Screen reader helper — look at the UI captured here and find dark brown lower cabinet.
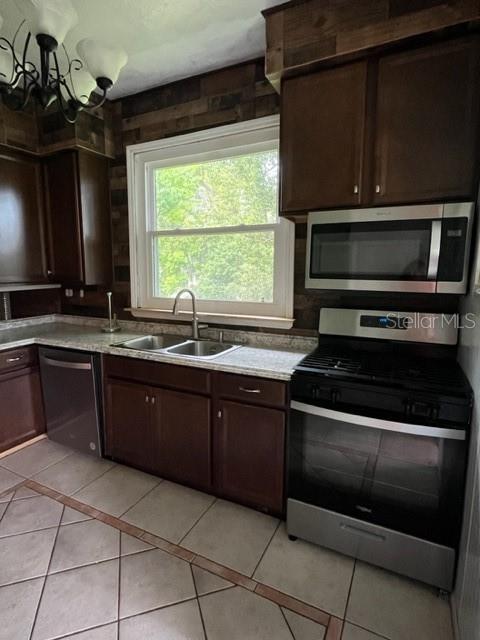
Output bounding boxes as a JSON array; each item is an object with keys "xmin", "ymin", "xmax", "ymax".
[
  {"xmin": 152, "ymin": 388, "xmax": 211, "ymax": 490},
  {"xmin": 0, "ymin": 352, "xmax": 45, "ymax": 453},
  {"xmin": 102, "ymin": 356, "xmax": 287, "ymax": 514},
  {"xmin": 104, "ymin": 371, "xmax": 211, "ymax": 488},
  {"xmin": 104, "ymin": 380, "xmax": 153, "ymax": 472},
  {"xmin": 215, "ymin": 399, "xmax": 285, "ymax": 514}
]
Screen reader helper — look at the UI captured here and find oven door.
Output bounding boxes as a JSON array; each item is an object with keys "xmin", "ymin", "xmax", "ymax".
[
  {"xmin": 288, "ymin": 401, "xmax": 467, "ymax": 548},
  {"xmin": 306, "ymin": 214, "xmax": 441, "ymax": 293}
]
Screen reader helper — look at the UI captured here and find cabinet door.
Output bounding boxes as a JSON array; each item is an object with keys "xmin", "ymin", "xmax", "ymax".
[
  {"xmin": 104, "ymin": 380, "xmax": 152, "ymax": 471},
  {"xmin": 373, "ymin": 37, "xmax": 480, "ymax": 204},
  {"xmin": 0, "ymin": 368, "xmax": 45, "ymax": 453},
  {"xmin": 77, "ymin": 152, "xmax": 112, "ymax": 285},
  {"xmin": 0, "ymin": 151, "xmax": 47, "ymax": 283},
  {"xmin": 281, "ymin": 61, "xmax": 367, "ymax": 212},
  {"xmin": 152, "ymin": 388, "xmax": 211, "ymax": 489},
  {"xmin": 44, "ymin": 151, "xmax": 84, "ymax": 284},
  {"xmin": 215, "ymin": 400, "xmax": 285, "ymax": 513}
]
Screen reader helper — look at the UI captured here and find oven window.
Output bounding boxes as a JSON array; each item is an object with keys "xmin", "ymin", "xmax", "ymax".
[
  {"xmin": 288, "ymin": 409, "xmax": 466, "ymax": 547},
  {"xmin": 310, "ymin": 220, "xmax": 434, "ymax": 280}
]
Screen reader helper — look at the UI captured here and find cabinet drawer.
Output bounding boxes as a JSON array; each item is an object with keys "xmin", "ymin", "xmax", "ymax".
[
  {"xmin": 216, "ymin": 372, "xmax": 286, "ymax": 407},
  {"xmin": 0, "ymin": 346, "xmax": 37, "ymax": 374},
  {"xmin": 103, "ymin": 355, "xmax": 211, "ymax": 394}
]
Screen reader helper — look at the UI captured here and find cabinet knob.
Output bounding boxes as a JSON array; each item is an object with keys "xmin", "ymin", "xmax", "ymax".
[
  {"xmin": 151, "ymin": 396, "xmax": 156, "ymax": 405},
  {"xmin": 353, "ymin": 185, "xmax": 359, "ymax": 194},
  {"xmin": 145, "ymin": 395, "xmax": 149, "ymax": 403},
  {"xmin": 375, "ymin": 184, "xmax": 381, "ymax": 194}
]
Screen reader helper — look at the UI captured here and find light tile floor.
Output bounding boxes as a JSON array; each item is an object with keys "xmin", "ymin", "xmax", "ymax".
[{"xmin": 0, "ymin": 439, "xmax": 454, "ymax": 640}]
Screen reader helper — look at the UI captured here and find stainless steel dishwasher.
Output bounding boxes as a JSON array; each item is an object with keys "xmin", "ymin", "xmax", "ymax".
[{"xmin": 39, "ymin": 347, "xmax": 103, "ymax": 456}]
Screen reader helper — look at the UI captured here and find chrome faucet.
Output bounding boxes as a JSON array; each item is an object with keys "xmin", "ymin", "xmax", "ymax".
[{"xmin": 172, "ymin": 289, "xmax": 207, "ymax": 340}]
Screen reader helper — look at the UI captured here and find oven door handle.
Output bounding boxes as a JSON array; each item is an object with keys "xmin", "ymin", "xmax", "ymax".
[{"xmin": 290, "ymin": 401, "xmax": 466, "ymax": 440}]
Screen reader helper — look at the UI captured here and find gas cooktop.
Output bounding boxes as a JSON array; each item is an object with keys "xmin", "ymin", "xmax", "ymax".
[{"xmin": 295, "ymin": 342, "xmax": 471, "ymax": 394}]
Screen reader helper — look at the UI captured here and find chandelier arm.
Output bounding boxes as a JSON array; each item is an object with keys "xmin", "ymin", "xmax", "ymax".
[
  {"xmin": 11, "ymin": 19, "xmax": 26, "ymax": 52},
  {"xmin": 54, "ymin": 89, "xmax": 78, "ymax": 124},
  {"xmin": 20, "ymin": 31, "xmax": 33, "ymax": 104},
  {"xmin": 3, "ymin": 74, "xmax": 37, "ymax": 111},
  {"xmin": 53, "ymin": 53, "xmax": 76, "ymax": 103},
  {"xmin": 0, "ymin": 36, "xmax": 25, "ymax": 85},
  {"xmin": 62, "ymin": 44, "xmax": 84, "ymax": 80},
  {"xmin": 52, "ymin": 53, "xmax": 79, "ymax": 123},
  {"xmin": 83, "ymin": 84, "xmax": 109, "ymax": 112}
]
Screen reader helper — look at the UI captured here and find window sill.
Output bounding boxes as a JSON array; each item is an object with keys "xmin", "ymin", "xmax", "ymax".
[{"xmin": 127, "ymin": 307, "xmax": 294, "ymax": 330}]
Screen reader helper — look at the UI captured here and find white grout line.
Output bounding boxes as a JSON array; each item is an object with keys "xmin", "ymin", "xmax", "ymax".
[
  {"xmin": 28, "ymin": 504, "xmax": 65, "ymax": 640},
  {"xmin": 178, "ymin": 497, "xmax": 218, "ymax": 546},
  {"xmin": 250, "ymin": 518, "xmax": 281, "ymax": 579}
]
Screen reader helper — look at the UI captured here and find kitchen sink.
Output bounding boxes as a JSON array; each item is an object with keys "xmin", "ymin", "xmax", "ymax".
[
  {"xmin": 116, "ymin": 335, "xmax": 186, "ymax": 351},
  {"xmin": 115, "ymin": 335, "xmax": 240, "ymax": 360},
  {"xmin": 164, "ymin": 340, "xmax": 240, "ymax": 359}
]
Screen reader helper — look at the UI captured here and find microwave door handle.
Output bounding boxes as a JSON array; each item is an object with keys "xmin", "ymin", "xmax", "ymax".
[{"xmin": 427, "ymin": 220, "xmax": 442, "ymax": 279}]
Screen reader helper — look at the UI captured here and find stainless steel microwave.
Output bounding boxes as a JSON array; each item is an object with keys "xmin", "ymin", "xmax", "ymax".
[{"xmin": 305, "ymin": 202, "xmax": 474, "ymax": 294}]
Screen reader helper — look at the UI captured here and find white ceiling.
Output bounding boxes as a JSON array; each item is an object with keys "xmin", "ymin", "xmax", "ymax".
[{"xmin": 1, "ymin": 0, "xmax": 284, "ymax": 99}]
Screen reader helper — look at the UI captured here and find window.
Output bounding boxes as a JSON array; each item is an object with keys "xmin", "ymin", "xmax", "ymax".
[{"xmin": 127, "ymin": 115, "xmax": 294, "ymax": 328}]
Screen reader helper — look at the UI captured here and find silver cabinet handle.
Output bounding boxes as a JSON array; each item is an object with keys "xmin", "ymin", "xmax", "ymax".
[
  {"xmin": 145, "ymin": 395, "xmax": 149, "ymax": 403},
  {"xmin": 6, "ymin": 355, "xmax": 24, "ymax": 363},
  {"xmin": 239, "ymin": 387, "xmax": 261, "ymax": 394},
  {"xmin": 353, "ymin": 185, "xmax": 359, "ymax": 194},
  {"xmin": 375, "ymin": 184, "xmax": 381, "ymax": 194},
  {"xmin": 151, "ymin": 396, "xmax": 156, "ymax": 405}
]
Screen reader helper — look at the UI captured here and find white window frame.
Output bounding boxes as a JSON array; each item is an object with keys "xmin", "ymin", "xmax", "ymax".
[{"xmin": 126, "ymin": 115, "xmax": 295, "ymax": 329}]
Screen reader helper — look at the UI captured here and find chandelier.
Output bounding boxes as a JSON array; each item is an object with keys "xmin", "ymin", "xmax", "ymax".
[{"xmin": 0, "ymin": 0, "xmax": 127, "ymax": 123}]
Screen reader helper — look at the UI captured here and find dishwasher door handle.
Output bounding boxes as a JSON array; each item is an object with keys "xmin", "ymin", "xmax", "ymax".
[{"xmin": 41, "ymin": 356, "xmax": 92, "ymax": 371}]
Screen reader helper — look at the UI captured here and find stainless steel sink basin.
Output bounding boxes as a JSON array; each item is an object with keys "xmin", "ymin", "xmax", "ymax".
[
  {"xmin": 116, "ymin": 335, "xmax": 186, "ymax": 351},
  {"xmin": 165, "ymin": 340, "xmax": 240, "ymax": 359}
]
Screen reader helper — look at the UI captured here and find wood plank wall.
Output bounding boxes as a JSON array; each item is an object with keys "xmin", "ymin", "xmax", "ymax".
[
  {"xmin": 105, "ymin": 56, "xmax": 458, "ymax": 332},
  {"xmin": 0, "ymin": 56, "xmax": 459, "ymax": 330}
]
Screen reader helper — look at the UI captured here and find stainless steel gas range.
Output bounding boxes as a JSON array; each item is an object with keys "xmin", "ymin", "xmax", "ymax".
[{"xmin": 288, "ymin": 308, "xmax": 472, "ymax": 591}]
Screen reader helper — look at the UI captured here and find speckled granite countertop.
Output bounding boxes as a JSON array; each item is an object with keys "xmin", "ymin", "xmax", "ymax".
[{"xmin": 0, "ymin": 316, "xmax": 313, "ymax": 381}]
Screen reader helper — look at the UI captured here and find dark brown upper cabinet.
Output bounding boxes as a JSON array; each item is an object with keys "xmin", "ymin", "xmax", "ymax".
[
  {"xmin": 0, "ymin": 150, "xmax": 48, "ymax": 284},
  {"xmin": 281, "ymin": 61, "xmax": 367, "ymax": 212},
  {"xmin": 372, "ymin": 37, "xmax": 480, "ymax": 204},
  {"xmin": 280, "ymin": 35, "xmax": 480, "ymax": 214},
  {"xmin": 45, "ymin": 150, "xmax": 112, "ymax": 286}
]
